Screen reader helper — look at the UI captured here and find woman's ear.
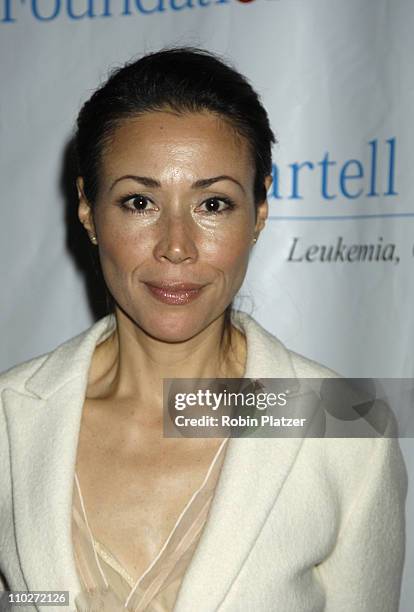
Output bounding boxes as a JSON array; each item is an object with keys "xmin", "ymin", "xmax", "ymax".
[
  {"xmin": 77, "ymin": 177, "xmax": 97, "ymax": 240},
  {"xmin": 254, "ymin": 175, "xmax": 272, "ymax": 235}
]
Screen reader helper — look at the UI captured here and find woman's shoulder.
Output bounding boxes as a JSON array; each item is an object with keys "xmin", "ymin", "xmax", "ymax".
[
  {"xmin": 287, "ymin": 348, "xmax": 340, "ymax": 379},
  {"xmin": 235, "ymin": 311, "xmax": 403, "ymax": 443},
  {"xmin": 0, "ymin": 314, "xmax": 115, "ymax": 397},
  {"xmin": 233, "ymin": 309, "xmax": 341, "ymax": 380},
  {"xmin": 0, "ymin": 352, "xmax": 50, "ymax": 395}
]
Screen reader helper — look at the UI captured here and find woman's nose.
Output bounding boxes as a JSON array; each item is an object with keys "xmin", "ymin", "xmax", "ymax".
[{"xmin": 153, "ymin": 213, "xmax": 198, "ymax": 264}]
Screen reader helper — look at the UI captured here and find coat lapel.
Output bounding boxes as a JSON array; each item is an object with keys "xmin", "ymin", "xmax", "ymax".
[
  {"xmin": 3, "ymin": 383, "xmax": 84, "ymax": 599},
  {"xmin": 2, "ymin": 315, "xmax": 116, "ymax": 610},
  {"xmin": 3, "ymin": 310, "xmax": 304, "ymax": 612},
  {"xmin": 173, "ymin": 437, "xmax": 305, "ymax": 611},
  {"xmin": 173, "ymin": 311, "xmax": 305, "ymax": 611}
]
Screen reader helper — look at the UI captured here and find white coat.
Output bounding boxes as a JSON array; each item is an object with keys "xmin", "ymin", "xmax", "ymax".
[{"xmin": 0, "ymin": 310, "xmax": 408, "ymax": 611}]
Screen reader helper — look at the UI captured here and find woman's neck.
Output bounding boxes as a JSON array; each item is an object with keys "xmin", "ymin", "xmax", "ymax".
[{"xmin": 85, "ymin": 309, "xmax": 247, "ymax": 417}]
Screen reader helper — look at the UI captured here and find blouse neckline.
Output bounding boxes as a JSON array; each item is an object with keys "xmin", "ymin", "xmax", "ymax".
[{"xmin": 72, "ymin": 436, "xmax": 230, "ymax": 610}]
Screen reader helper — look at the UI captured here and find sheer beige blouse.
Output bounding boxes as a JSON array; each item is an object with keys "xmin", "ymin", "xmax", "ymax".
[{"xmin": 72, "ymin": 437, "xmax": 229, "ymax": 611}]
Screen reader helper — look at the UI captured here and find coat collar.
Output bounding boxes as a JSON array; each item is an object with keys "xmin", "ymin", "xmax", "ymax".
[
  {"xmin": 21, "ymin": 313, "xmax": 117, "ymax": 400},
  {"xmin": 3, "ymin": 310, "xmax": 303, "ymax": 611},
  {"xmin": 22, "ymin": 309, "xmax": 296, "ymax": 398}
]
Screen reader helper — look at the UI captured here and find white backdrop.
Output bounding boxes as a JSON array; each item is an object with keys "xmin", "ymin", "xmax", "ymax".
[{"xmin": 1, "ymin": 0, "xmax": 413, "ymax": 608}]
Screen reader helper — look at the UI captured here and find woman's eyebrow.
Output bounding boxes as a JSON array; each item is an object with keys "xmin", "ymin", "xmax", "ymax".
[
  {"xmin": 109, "ymin": 174, "xmax": 245, "ymax": 193},
  {"xmin": 193, "ymin": 175, "xmax": 245, "ymax": 193}
]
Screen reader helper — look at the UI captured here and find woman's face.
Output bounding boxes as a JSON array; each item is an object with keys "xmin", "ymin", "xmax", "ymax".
[{"xmin": 78, "ymin": 110, "xmax": 271, "ymax": 342}]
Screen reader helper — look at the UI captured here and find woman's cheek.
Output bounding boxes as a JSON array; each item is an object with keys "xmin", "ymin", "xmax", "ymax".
[
  {"xmin": 211, "ymin": 230, "xmax": 251, "ymax": 269},
  {"xmin": 213, "ymin": 246, "xmax": 251, "ymax": 298},
  {"xmin": 98, "ymin": 217, "xmax": 148, "ymax": 263}
]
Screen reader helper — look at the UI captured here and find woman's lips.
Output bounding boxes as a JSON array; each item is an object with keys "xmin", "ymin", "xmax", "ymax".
[{"xmin": 144, "ymin": 282, "xmax": 206, "ymax": 305}]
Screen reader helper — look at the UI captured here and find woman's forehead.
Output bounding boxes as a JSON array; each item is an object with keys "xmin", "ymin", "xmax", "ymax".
[
  {"xmin": 106, "ymin": 110, "xmax": 247, "ymax": 149},
  {"xmin": 100, "ymin": 111, "xmax": 254, "ymax": 184}
]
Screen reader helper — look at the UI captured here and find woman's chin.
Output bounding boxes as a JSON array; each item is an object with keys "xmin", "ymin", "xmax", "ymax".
[{"xmin": 138, "ymin": 310, "xmax": 213, "ymax": 343}]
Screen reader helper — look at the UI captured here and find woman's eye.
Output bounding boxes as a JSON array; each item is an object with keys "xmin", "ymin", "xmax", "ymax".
[
  {"xmin": 117, "ymin": 195, "xmax": 235, "ymax": 215},
  {"xmin": 199, "ymin": 197, "xmax": 235, "ymax": 214},
  {"xmin": 119, "ymin": 194, "xmax": 156, "ymax": 214}
]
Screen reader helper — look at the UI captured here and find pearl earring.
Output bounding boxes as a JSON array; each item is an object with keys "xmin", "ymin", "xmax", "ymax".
[{"xmin": 90, "ymin": 235, "xmax": 98, "ymax": 244}]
